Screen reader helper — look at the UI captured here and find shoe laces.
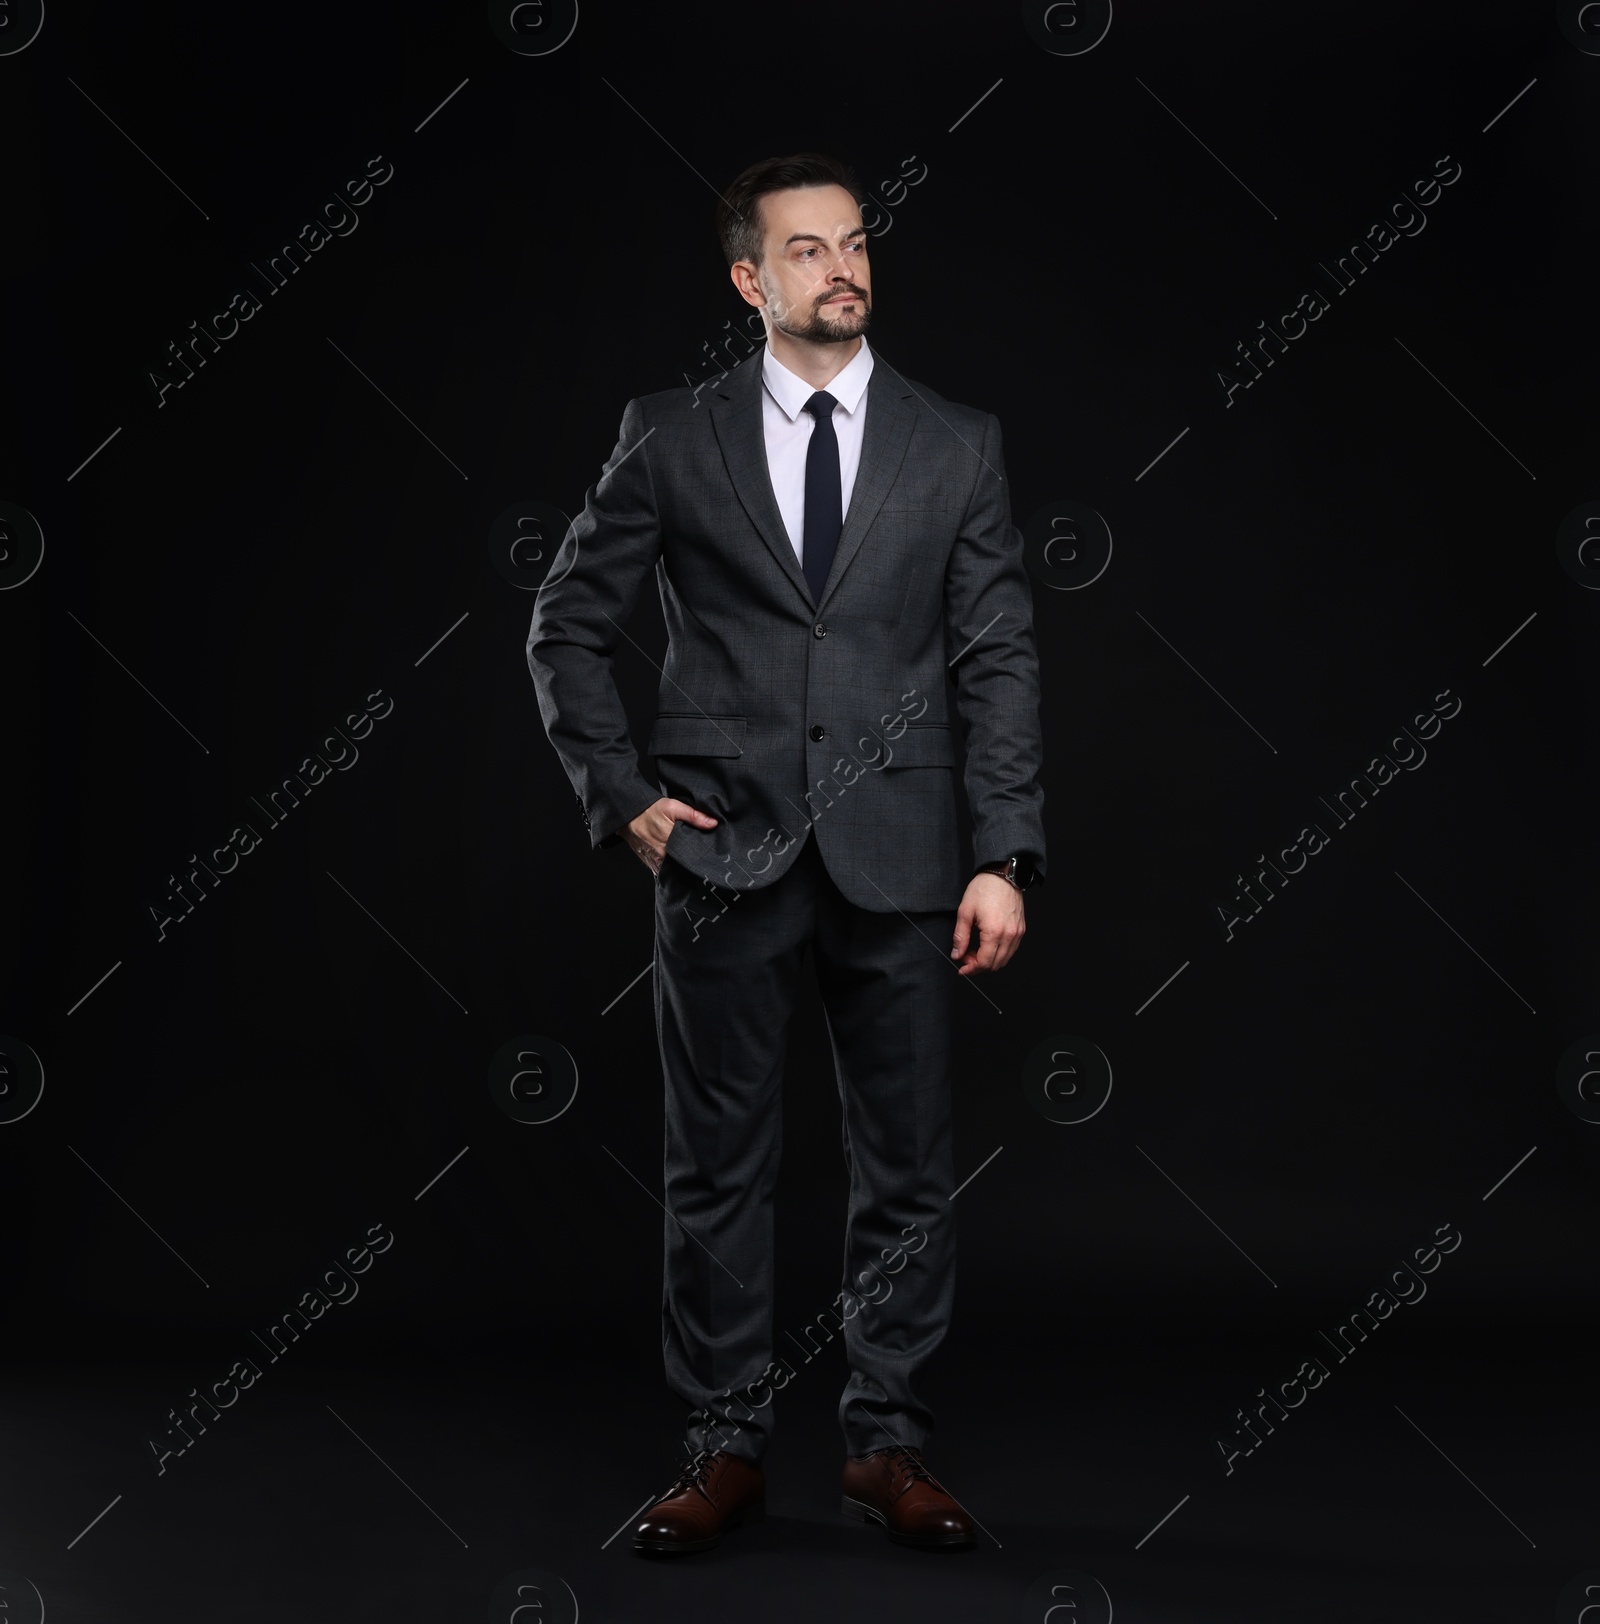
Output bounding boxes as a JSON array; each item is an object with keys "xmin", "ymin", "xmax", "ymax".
[
  {"xmin": 878, "ymin": 1442, "xmax": 940, "ymax": 1490},
  {"xmin": 671, "ymin": 1447, "xmax": 721, "ymax": 1497}
]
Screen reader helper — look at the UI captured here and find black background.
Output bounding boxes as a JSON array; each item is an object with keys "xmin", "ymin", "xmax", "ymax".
[{"xmin": 3, "ymin": 2, "xmax": 1597, "ymax": 1620}]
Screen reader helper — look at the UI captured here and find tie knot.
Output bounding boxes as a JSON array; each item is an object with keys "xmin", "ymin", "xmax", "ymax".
[{"xmin": 804, "ymin": 391, "xmax": 838, "ymax": 420}]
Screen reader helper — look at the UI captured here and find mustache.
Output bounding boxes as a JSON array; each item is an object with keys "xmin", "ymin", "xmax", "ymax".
[{"xmin": 816, "ymin": 284, "xmax": 869, "ymax": 308}]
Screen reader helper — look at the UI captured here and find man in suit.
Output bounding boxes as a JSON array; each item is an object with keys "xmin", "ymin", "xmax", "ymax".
[{"xmin": 526, "ymin": 152, "xmax": 1045, "ymax": 1555}]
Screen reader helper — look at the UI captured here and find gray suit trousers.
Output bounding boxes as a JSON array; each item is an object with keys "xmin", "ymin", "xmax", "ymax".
[{"xmin": 654, "ymin": 829, "xmax": 959, "ymax": 1463}]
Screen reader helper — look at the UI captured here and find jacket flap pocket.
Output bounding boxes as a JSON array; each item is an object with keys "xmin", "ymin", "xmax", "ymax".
[
  {"xmin": 648, "ymin": 714, "xmax": 746, "ymax": 757},
  {"xmin": 881, "ymin": 494, "xmax": 957, "ymax": 514},
  {"xmin": 884, "ymin": 723, "xmax": 954, "ymax": 767}
]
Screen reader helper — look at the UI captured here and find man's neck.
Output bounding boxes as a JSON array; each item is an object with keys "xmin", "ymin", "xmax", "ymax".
[{"xmin": 764, "ymin": 326, "xmax": 862, "ymax": 392}]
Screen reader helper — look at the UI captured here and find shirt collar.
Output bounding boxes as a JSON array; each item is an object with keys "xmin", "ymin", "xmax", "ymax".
[{"xmin": 761, "ymin": 337, "xmax": 874, "ymax": 421}]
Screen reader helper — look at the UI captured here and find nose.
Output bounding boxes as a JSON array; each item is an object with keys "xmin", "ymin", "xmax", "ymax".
[
  {"xmin": 819, "ymin": 247, "xmax": 860, "ymax": 285},
  {"xmin": 822, "ymin": 258, "xmax": 860, "ymax": 293}
]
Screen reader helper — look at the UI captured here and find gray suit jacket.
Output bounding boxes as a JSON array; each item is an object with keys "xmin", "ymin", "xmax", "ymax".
[{"xmin": 526, "ymin": 345, "xmax": 1046, "ymax": 913}]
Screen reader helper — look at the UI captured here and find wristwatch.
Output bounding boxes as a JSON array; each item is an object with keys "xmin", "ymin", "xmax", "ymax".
[{"xmin": 976, "ymin": 854, "xmax": 1038, "ymax": 891}]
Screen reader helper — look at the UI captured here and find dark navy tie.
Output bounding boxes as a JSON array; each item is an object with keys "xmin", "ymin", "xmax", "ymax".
[{"xmin": 801, "ymin": 390, "xmax": 842, "ymax": 602}]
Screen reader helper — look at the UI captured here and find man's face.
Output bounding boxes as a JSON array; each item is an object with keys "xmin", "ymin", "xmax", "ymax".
[{"xmin": 737, "ymin": 183, "xmax": 872, "ymax": 344}]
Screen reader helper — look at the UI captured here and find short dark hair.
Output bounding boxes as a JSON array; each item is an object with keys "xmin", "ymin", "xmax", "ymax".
[{"xmin": 716, "ymin": 152, "xmax": 866, "ymax": 268}]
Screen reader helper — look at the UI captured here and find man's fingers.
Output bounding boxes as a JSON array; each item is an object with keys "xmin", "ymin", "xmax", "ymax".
[
  {"xmin": 987, "ymin": 918, "xmax": 1020, "ymax": 970},
  {"xmin": 954, "ymin": 902, "xmax": 1025, "ymax": 974},
  {"xmin": 627, "ymin": 799, "xmax": 720, "ymax": 874},
  {"xmin": 666, "ymin": 798, "xmax": 718, "ymax": 829}
]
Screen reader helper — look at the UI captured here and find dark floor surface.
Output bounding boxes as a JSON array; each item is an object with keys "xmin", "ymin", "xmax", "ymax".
[{"xmin": 1, "ymin": 1330, "xmax": 1588, "ymax": 1622}]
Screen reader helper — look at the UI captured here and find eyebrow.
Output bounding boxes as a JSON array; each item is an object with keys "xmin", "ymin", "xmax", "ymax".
[{"xmin": 782, "ymin": 227, "xmax": 867, "ymax": 249}]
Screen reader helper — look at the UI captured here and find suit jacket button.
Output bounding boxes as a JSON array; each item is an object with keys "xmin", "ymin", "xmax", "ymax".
[
  {"xmin": 809, "ymin": 724, "xmax": 826, "ymax": 742},
  {"xmin": 813, "ymin": 622, "xmax": 827, "ymax": 638}
]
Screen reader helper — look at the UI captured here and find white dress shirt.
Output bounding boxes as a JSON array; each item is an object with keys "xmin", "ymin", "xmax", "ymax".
[{"xmin": 760, "ymin": 338, "xmax": 875, "ymax": 566}]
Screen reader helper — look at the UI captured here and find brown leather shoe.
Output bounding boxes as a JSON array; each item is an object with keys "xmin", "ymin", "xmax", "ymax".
[
  {"xmin": 632, "ymin": 1448, "xmax": 766, "ymax": 1556},
  {"xmin": 841, "ymin": 1443, "xmax": 976, "ymax": 1550}
]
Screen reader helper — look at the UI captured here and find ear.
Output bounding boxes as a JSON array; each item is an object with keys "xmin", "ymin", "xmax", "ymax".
[{"xmin": 729, "ymin": 259, "xmax": 766, "ymax": 310}]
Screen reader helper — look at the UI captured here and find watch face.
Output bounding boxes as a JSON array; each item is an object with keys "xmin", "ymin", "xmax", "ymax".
[{"xmin": 981, "ymin": 856, "xmax": 1036, "ymax": 888}]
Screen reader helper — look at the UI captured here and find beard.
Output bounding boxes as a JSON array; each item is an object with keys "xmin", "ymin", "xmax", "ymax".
[{"xmin": 771, "ymin": 286, "xmax": 872, "ymax": 344}]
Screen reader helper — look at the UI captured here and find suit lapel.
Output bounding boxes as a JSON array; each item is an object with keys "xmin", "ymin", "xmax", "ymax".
[
  {"xmin": 707, "ymin": 345, "xmax": 920, "ymax": 613},
  {"xmin": 818, "ymin": 368, "xmax": 917, "ymax": 612},
  {"xmin": 709, "ymin": 352, "xmax": 813, "ymax": 607}
]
